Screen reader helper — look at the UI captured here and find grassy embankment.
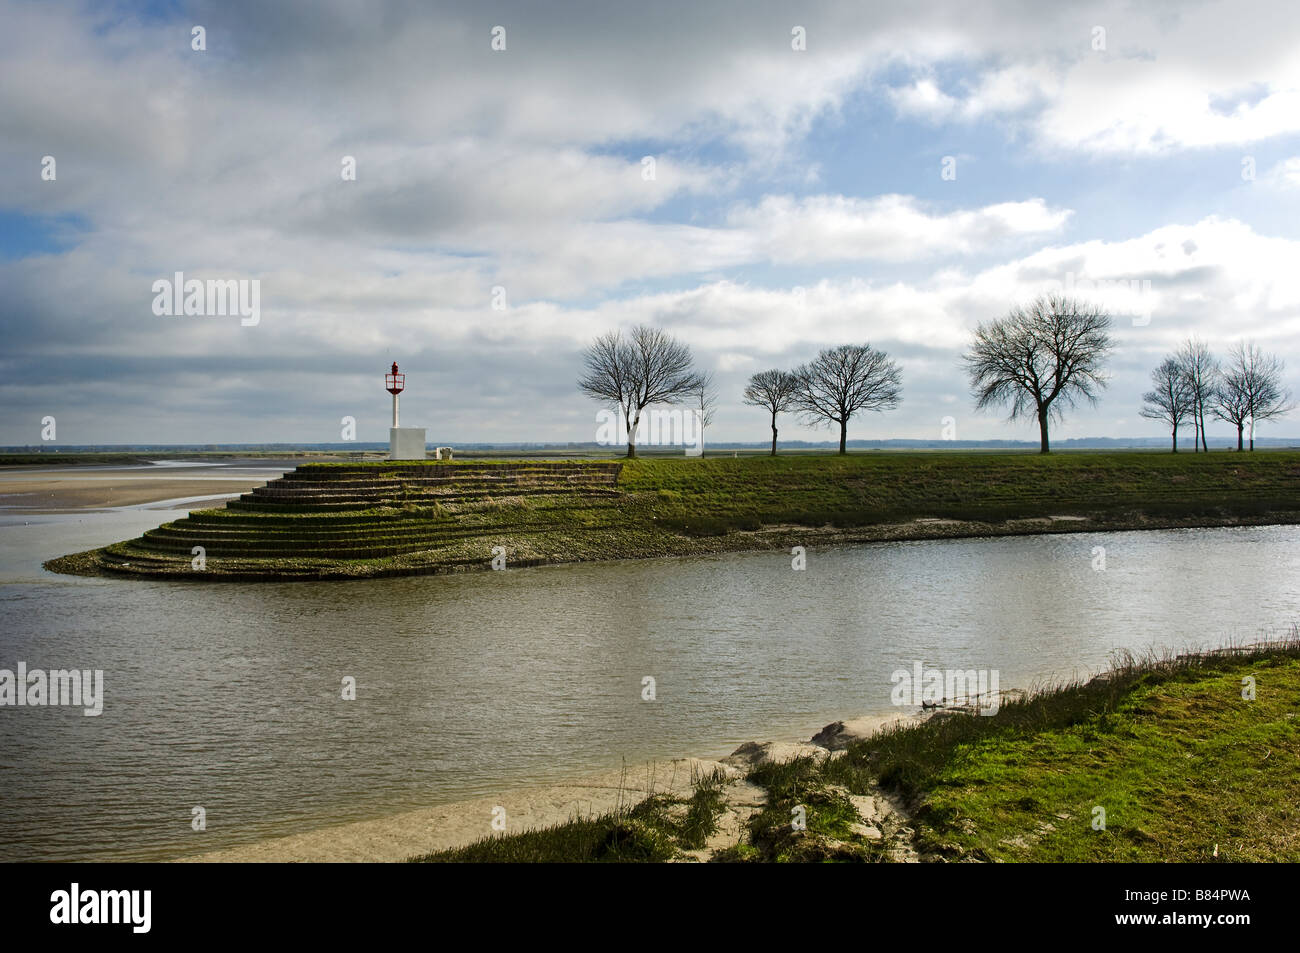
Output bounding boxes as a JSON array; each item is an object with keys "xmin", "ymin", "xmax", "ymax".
[
  {"xmin": 43, "ymin": 451, "xmax": 1300, "ymax": 579},
  {"xmin": 411, "ymin": 638, "xmax": 1300, "ymax": 862},
  {"xmin": 619, "ymin": 450, "xmax": 1300, "ymax": 533}
]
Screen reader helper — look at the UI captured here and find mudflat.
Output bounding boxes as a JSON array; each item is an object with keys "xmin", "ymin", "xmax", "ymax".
[{"xmin": 0, "ymin": 467, "xmax": 277, "ymax": 512}]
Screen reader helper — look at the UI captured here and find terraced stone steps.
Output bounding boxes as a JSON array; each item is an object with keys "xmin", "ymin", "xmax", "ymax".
[
  {"xmin": 233, "ymin": 486, "xmax": 619, "ymax": 511},
  {"xmin": 226, "ymin": 462, "xmax": 622, "ymax": 513},
  {"xmin": 277, "ymin": 462, "xmax": 622, "ymax": 479},
  {"xmin": 91, "ymin": 461, "xmax": 625, "ymax": 578},
  {"xmin": 137, "ymin": 525, "xmax": 561, "ymax": 557}
]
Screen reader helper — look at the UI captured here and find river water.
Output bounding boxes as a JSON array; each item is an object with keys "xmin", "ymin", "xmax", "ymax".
[{"xmin": 1, "ymin": 496, "xmax": 1298, "ymax": 861}]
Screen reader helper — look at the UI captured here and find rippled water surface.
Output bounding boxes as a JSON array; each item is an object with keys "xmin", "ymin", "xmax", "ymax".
[{"xmin": 2, "ymin": 502, "xmax": 1298, "ymax": 861}]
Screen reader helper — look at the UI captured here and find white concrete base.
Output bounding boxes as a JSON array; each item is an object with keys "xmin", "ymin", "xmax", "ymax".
[{"xmin": 389, "ymin": 427, "xmax": 426, "ymax": 460}]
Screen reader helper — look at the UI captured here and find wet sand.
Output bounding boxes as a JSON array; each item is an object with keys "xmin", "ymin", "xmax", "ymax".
[
  {"xmin": 0, "ymin": 467, "xmax": 279, "ymax": 511},
  {"xmin": 176, "ymin": 714, "xmax": 916, "ymax": 863},
  {"xmin": 178, "ymin": 757, "xmax": 731, "ymax": 863}
]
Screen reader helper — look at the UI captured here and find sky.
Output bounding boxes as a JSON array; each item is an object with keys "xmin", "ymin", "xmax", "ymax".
[{"xmin": 2, "ymin": 0, "xmax": 1300, "ymax": 447}]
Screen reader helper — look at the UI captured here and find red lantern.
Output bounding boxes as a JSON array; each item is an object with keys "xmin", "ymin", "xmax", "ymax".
[{"xmin": 385, "ymin": 362, "xmax": 405, "ymax": 396}]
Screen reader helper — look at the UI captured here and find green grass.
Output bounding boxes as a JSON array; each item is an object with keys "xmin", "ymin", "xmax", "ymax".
[
  {"xmin": 823, "ymin": 637, "xmax": 1300, "ymax": 862},
  {"xmin": 730, "ymin": 756, "xmax": 888, "ymax": 863},
  {"xmin": 405, "ymin": 638, "xmax": 1300, "ymax": 863},
  {"xmin": 901, "ymin": 651, "xmax": 1300, "ymax": 861},
  {"xmin": 44, "ymin": 451, "xmax": 1300, "ymax": 579},
  {"xmin": 619, "ymin": 451, "xmax": 1300, "ymax": 532}
]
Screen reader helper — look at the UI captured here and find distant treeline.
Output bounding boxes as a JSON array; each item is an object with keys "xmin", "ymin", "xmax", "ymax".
[{"xmin": 5, "ymin": 436, "xmax": 1300, "ymax": 454}]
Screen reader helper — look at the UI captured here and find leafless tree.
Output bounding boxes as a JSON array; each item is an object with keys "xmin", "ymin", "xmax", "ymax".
[
  {"xmin": 792, "ymin": 344, "xmax": 902, "ymax": 455},
  {"xmin": 1140, "ymin": 356, "xmax": 1196, "ymax": 452},
  {"xmin": 578, "ymin": 325, "xmax": 703, "ymax": 458},
  {"xmin": 692, "ymin": 371, "xmax": 719, "ymax": 457},
  {"xmin": 1175, "ymin": 337, "xmax": 1219, "ymax": 453},
  {"xmin": 1212, "ymin": 371, "xmax": 1251, "ymax": 452},
  {"xmin": 964, "ymin": 295, "xmax": 1112, "ymax": 454},
  {"xmin": 743, "ymin": 369, "xmax": 801, "ymax": 456},
  {"xmin": 1214, "ymin": 341, "xmax": 1295, "ymax": 451}
]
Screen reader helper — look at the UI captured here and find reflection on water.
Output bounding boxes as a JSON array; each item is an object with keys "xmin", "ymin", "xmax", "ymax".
[{"xmin": 1, "ymin": 510, "xmax": 1298, "ymax": 861}]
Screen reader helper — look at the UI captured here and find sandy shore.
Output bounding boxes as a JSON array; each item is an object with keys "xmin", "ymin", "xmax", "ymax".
[
  {"xmin": 178, "ymin": 758, "xmax": 732, "ymax": 863},
  {"xmin": 176, "ymin": 713, "xmax": 917, "ymax": 863},
  {"xmin": 0, "ymin": 467, "xmax": 278, "ymax": 511}
]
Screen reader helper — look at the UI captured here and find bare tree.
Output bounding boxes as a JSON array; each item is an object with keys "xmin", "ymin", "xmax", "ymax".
[
  {"xmin": 1215, "ymin": 341, "xmax": 1295, "ymax": 451},
  {"xmin": 964, "ymin": 295, "xmax": 1112, "ymax": 454},
  {"xmin": 578, "ymin": 325, "xmax": 702, "ymax": 458},
  {"xmin": 1140, "ymin": 356, "xmax": 1195, "ymax": 452},
  {"xmin": 692, "ymin": 371, "xmax": 719, "ymax": 457},
  {"xmin": 1212, "ymin": 371, "xmax": 1251, "ymax": 452},
  {"xmin": 1175, "ymin": 337, "xmax": 1219, "ymax": 453},
  {"xmin": 792, "ymin": 344, "xmax": 902, "ymax": 454},
  {"xmin": 743, "ymin": 369, "xmax": 801, "ymax": 456}
]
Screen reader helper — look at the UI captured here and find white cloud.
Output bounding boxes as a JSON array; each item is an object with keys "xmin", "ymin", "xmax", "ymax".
[
  {"xmin": 726, "ymin": 195, "xmax": 1071, "ymax": 263},
  {"xmin": 879, "ymin": 1, "xmax": 1300, "ymax": 155},
  {"xmin": 888, "ymin": 63, "xmax": 1056, "ymax": 122},
  {"xmin": 888, "ymin": 78, "xmax": 959, "ymax": 119},
  {"xmin": 1263, "ymin": 156, "xmax": 1300, "ymax": 189},
  {"xmin": 1038, "ymin": 63, "xmax": 1300, "ymax": 155}
]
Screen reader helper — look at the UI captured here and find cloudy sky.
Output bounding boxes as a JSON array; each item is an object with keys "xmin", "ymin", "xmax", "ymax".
[{"xmin": 3, "ymin": 0, "xmax": 1300, "ymax": 446}]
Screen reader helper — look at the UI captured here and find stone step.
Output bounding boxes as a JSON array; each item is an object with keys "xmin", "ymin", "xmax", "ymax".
[
  {"xmin": 289, "ymin": 462, "xmax": 623, "ymax": 482},
  {"xmin": 247, "ymin": 481, "xmax": 616, "ymax": 499},
  {"xmin": 97, "ymin": 461, "xmax": 629, "ymax": 572}
]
